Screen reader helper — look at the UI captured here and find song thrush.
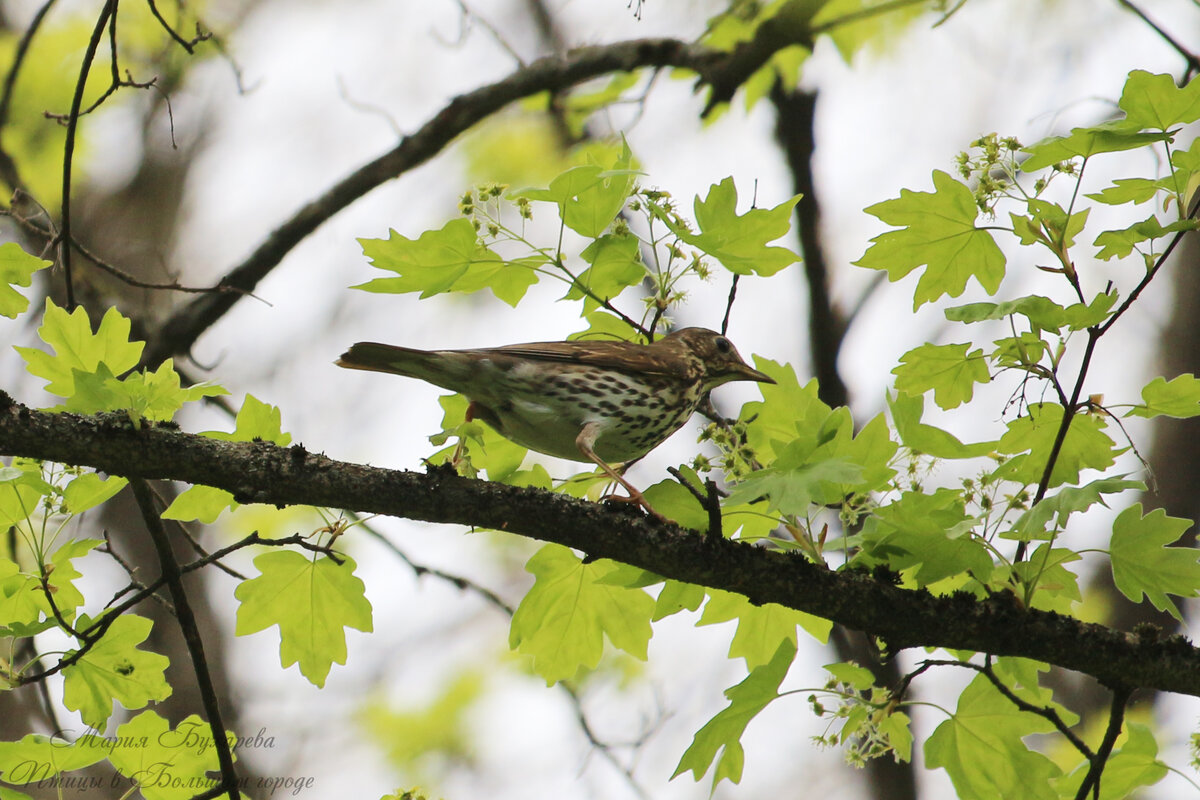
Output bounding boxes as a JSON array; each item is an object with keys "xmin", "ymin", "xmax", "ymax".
[{"xmin": 335, "ymin": 327, "xmax": 774, "ymax": 519}]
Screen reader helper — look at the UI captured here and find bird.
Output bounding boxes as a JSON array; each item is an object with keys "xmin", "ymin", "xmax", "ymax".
[{"xmin": 335, "ymin": 327, "xmax": 775, "ymax": 520}]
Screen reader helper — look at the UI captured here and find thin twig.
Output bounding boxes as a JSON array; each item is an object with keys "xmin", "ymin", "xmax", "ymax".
[
  {"xmin": 58, "ymin": 0, "xmax": 119, "ymax": 310},
  {"xmin": 130, "ymin": 479, "xmax": 240, "ymax": 800},
  {"xmin": 1115, "ymin": 0, "xmax": 1200, "ymax": 76},
  {"xmin": 1073, "ymin": 685, "xmax": 1134, "ymax": 800}
]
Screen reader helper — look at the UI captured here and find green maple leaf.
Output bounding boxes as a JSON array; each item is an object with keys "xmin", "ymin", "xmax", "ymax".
[
  {"xmin": 1118, "ymin": 70, "xmax": 1200, "ymax": 130},
  {"xmin": 108, "ymin": 711, "xmax": 230, "ymax": 800},
  {"xmin": 0, "ymin": 732, "xmax": 108, "ymax": 784},
  {"xmin": 737, "ymin": 358, "xmax": 834, "ymax": 462},
  {"xmin": 1127, "ymin": 374, "xmax": 1200, "ymax": 418},
  {"xmin": 673, "ymin": 639, "xmax": 796, "ymax": 786},
  {"xmin": 1093, "ymin": 215, "xmax": 1196, "ymax": 261},
  {"xmin": 0, "ymin": 242, "xmax": 50, "ymax": 319},
  {"xmin": 1110, "ymin": 503, "xmax": 1199, "ymax": 621},
  {"xmin": 161, "ymin": 484, "xmax": 238, "ymax": 524},
  {"xmin": 566, "ymin": 233, "xmax": 644, "ymax": 302},
  {"xmin": 164, "ymin": 395, "xmax": 290, "ymax": 522},
  {"xmin": 356, "ymin": 218, "xmax": 535, "ymax": 306},
  {"xmin": 1021, "ymin": 120, "xmax": 1171, "ymax": 172},
  {"xmin": 649, "ymin": 177, "xmax": 801, "ymax": 276},
  {"xmin": 893, "ymin": 342, "xmax": 990, "ymax": 410},
  {"xmin": 61, "ymin": 614, "xmax": 172, "ymax": 728},
  {"xmin": 207, "ymin": 393, "xmax": 292, "ymax": 445},
  {"xmin": 860, "ymin": 489, "xmax": 992, "ymax": 586},
  {"xmin": 856, "ymin": 170, "xmax": 1005, "ymax": 309},
  {"xmin": 235, "ymin": 551, "xmax": 373, "ymax": 687},
  {"xmin": 520, "ymin": 141, "xmax": 637, "ymax": 238},
  {"xmin": 997, "ymin": 403, "xmax": 1119, "ymax": 487},
  {"xmin": 652, "ymin": 579, "xmax": 705, "ymax": 620},
  {"xmin": 887, "ymin": 392, "xmax": 996, "ymax": 460},
  {"xmin": 509, "ymin": 544, "xmax": 654, "ymax": 685},
  {"xmin": 697, "ymin": 589, "xmax": 829, "ymax": 668},
  {"xmin": 925, "ymin": 673, "xmax": 1061, "ymax": 800},
  {"xmin": 724, "ymin": 457, "xmax": 862, "ymax": 515},
  {"xmin": 1010, "ymin": 477, "xmax": 1144, "ymax": 541},
  {"xmin": 15, "ymin": 300, "xmax": 143, "ymax": 398},
  {"xmin": 63, "ymin": 472, "xmax": 128, "ymax": 514},
  {"xmin": 1085, "ymin": 177, "xmax": 1170, "ymax": 206},
  {"xmin": 0, "ymin": 556, "xmax": 46, "ymax": 637},
  {"xmin": 43, "ymin": 538, "xmax": 102, "ymax": 619}
]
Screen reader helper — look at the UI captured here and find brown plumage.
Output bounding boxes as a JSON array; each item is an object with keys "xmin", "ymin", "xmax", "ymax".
[{"xmin": 336, "ymin": 327, "xmax": 774, "ymax": 519}]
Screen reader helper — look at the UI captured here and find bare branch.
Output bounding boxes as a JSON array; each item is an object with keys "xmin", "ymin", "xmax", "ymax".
[{"xmin": 4, "ymin": 394, "xmax": 1200, "ymax": 698}]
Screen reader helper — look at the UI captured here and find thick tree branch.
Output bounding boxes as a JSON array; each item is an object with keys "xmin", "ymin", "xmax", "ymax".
[{"xmin": 2, "ymin": 395, "xmax": 1199, "ymax": 698}]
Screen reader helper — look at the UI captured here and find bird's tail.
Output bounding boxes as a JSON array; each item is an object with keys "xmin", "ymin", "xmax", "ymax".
[{"xmin": 335, "ymin": 342, "xmax": 470, "ymax": 393}]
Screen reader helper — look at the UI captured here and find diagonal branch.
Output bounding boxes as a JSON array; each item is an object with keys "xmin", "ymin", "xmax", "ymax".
[
  {"xmin": 4, "ymin": 394, "xmax": 1200, "ymax": 698},
  {"xmin": 141, "ymin": 38, "xmax": 724, "ymax": 368}
]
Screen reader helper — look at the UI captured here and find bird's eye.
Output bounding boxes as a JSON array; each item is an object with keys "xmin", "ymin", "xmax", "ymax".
[{"xmin": 715, "ymin": 336, "xmax": 732, "ymax": 353}]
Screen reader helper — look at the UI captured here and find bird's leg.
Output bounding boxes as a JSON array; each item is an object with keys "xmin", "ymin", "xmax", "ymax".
[{"xmin": 576, "ymin": 423, "xmax": 668, "ymax": 523}]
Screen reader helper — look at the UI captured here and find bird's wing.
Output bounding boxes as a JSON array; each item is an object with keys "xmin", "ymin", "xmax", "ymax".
[{"xmin": 472, "ymin": 340, "xmax": 688, "ymax": 378}]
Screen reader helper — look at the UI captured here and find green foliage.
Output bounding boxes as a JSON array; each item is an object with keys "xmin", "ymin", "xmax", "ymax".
[
  {"xmin": 0, "ymin": 244, "xmax": 49, "ymax": 319},
  {"xmin": 856, "ymin": 169, "xmax": 1006, "ymax": 309},
  {"xmin": 234, "ymin": 551, "xmax": 373, "ymax": 687},
  {"xmin": 1109, "ymin": 504, "xmax": 1200, "ymax": 620},
  {"xmin": 925, "ymin": 670, "xmax": 1063, "ymax": 800},
  {"xmin": 62, "ymin": 614, "xmax": 172, "ymax": 728},
  {"xmin": 509, "ymin": 544, "xmax": 654, "ymax": 684},
  {"xmin": 673, "ymin": 639, "xmax": 796, "ymax": 786},
  {"xmin": 107, "ymin": 711, "xmax": 231, "ymax": 800}
]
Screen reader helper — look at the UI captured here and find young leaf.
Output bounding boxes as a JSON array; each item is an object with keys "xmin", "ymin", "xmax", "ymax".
[
  {"xmin": 15, "ymin": 300, "xmax": 143, "ymax": 398},
  {"xmin": 565, "ymin": 233, "xmax": 644, "ymax": 302},
  {"xmin": 997, "ymin": 403, "xmax": 1119, "ymax": 487},
  {"xmin": 235, "ymin": 551, "xmax": 373, "ymax": 687},
  {"xmin": 856, "ymin": 170, "xmax": 1005, "ymax": 309},
  {"xmin": 0, "ymin": 732, "xmax": 108, "ymax": 784},
  {"xmin": 355, "ymin": 218, "xmax": 532, "ymax": 306},
  {"xmin": 508, "ymin": 544, "xmax": 654, "ymax": 684},
  {"xmin": 1093, "ymin": 215, "xmax": 1196, "ymax": 261},
  {"xmin": 62, "ymin": 472, "xmax": 128, "ymax": 513},
  {"xmin": 1009, "ymin": 477, "xmax": 1144, "ymax": 541},
  {"xmin": 892, "ymin": 342, "xmax": 990, "ymax": 410},
  {"xmin": 1085, "ymin": 177, "xmax": 1169, "ymax": 206},
  {"xmin": 520, "ymin": 142, "xmax": 637, "ymax": 238},
  {"xmin": 698, "ymin": 589, "xmax": 830, "ymax": 669},
  {"xmin": 1109, "ymin": 503, "xmax": 1199, "ymax": 621},
  {"xmin": 161, "ymin": 484, "xmax": 238, "ymax": 524},
  {"xmin": 205, "ymin": 394, "xmax": 292, "ymax": 446},
  {"xmin": 0, "ymin": 242, "xmax": 50, "ymax": 319},
  {"xmin": 1021, "ymin": 121, "xmax": 1171, "ymax": 172},
  {"xmin": 860, "ymin": 489, "xmax": 992, "ymax": 586},
  {"xmin": 648, "ymin": 177, "xmax": 802, "ymax": 276},
  {"xmin": 925, "ymin": 673, "xmax": 1061, "ymax": 800},
  {"xmin": 673, "ymin": 639, "xmax": 796, "ymax": 786},
  {"xmin": 61, "ymin": 614, "xmax": 172, "ymax": 728},
  {"xmin": 44, "ymin": 538, "xmax": 103, "ymax": 618},
  {"xmin": 1118, "ymin": 70, "xmax": 1200, "ymax": 130},
  {"xmin": 1127, "ymin": 374, "xmax": 1200, "ymax": 418},
  {"xmin": 887, "ymin": 392, "xmax": 996, "ymax": 460},
  {"xmin": 108, "ymin": 711, "xmax": 230, "ymax": 800},
  {"xmin": 653, "ymin": 580, "xmax": 706, "ymax": 620}
]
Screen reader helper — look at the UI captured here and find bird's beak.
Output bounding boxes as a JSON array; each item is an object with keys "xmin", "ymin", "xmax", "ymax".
[{"xmin": 732, "ymin": 362, "xmax": 776, "ymax": 384}]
